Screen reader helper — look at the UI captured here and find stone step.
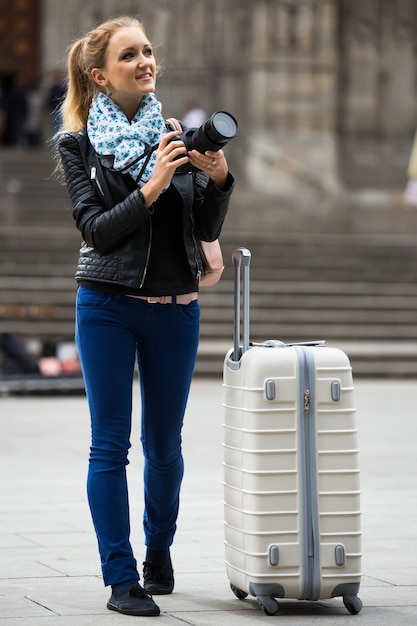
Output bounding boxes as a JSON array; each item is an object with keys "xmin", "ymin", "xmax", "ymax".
[
  {"xmin": 1, "ymin": 271, "xmax": 416, "ymax": 358},
  {"xmin": 195, "ymin": 340, "xmax": 417, "ymax": 378},
  {"xmin": 2, "ymin": 149, "xmax": 417, "ymax": 376}
]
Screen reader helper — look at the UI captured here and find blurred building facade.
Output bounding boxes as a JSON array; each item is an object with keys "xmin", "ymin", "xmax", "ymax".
[
  {"xmin": 1, "ymin": 0, "xmax": 416, "ymax": 203},
  {"xmin": 2, "ymin": 0, "xmax": 417, "ymax": 379}
]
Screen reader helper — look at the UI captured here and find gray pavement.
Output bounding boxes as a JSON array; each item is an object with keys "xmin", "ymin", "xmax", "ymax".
[{"xmin": 0, "ymin": 377, "xmax": 416, "ymax": 625}]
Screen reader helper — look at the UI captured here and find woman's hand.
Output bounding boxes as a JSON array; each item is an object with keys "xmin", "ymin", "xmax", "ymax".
[
  {"xmin": 140, "ymin": 130, "xmax": 189, "ymax": 207},
  {"xmin": 188, "ymin": 148, "xmax": 229, "ymax": 189}
]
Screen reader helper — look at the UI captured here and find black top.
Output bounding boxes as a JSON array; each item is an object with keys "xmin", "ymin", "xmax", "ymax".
[{"xmin": 80, "ymin": 183, "xmax": 198, "ymax": 296}]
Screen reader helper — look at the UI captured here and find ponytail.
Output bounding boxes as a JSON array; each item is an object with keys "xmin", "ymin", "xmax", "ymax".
[{"xmin": 60, "ymin": 39, "xmax": 96, "ymax": 132}]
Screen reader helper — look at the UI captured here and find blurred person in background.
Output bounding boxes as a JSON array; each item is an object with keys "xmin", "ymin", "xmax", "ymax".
[
  {"xmin": 25, "ymin": 85, "xmax": 43, "ymax": 147},
  {"xmin": 182, "ymin": 99, "xmax": 207, "ymax": 129},
  {"xmin": 0, "ymin": 73, "xmax": 28, "ymax": 147},
  {"xmin": 47, "ymin": 71, "xmax": 66, "ymax": 136}
]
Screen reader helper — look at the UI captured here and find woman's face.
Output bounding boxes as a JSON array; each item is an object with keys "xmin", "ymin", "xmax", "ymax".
[{"xmin": 94, "ymin": 26, "xmax": 156, "ymax": 118}]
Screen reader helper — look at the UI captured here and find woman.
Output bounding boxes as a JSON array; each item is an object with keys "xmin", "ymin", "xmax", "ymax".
[{"xmin": 57, "ymin": 16, "xmax": 234, "ymax": 617}]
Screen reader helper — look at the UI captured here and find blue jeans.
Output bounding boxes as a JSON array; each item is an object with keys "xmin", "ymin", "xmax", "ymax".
[{"xmin": 75, "ymin": 287, "xmax": 200, "ymax": 586}]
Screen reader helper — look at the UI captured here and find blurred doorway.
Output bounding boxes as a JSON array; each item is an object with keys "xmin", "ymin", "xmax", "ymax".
[{"xmin": 0, "ymin": 0, "xmax": 41, "ymax": 89}]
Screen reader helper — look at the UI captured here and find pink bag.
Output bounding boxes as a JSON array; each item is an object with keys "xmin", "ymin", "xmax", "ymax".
[{"xmin": 198, "ymin": 239, "xmax": 224, "ymax": 286}]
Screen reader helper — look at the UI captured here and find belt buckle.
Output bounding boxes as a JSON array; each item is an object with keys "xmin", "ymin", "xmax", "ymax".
[{"xmin": 147, "ymin": 296, "xmax": 160, "ymax": 304}]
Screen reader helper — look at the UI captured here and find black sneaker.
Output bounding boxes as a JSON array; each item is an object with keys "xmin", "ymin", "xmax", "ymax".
[
  {"xmin": 143, "ymin": 557, "xmax": 175, "ymax": 595},
  {"xmin": 107, "ymin": 583, "xmax": 160, "ymax": 616}
]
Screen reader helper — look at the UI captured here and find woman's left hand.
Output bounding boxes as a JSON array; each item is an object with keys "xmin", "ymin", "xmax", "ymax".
[{"xmin": 188, "ymin": 149, "xmax": 229, "ymax": 190}]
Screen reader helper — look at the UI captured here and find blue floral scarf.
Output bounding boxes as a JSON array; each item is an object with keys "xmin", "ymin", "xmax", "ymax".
[{"xmin": 87, "ymin": 92, "xmax": 167, "ymax": 184}]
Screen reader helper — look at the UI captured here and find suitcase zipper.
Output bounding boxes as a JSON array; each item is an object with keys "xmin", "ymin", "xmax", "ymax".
[{"xmin": 296, "ymin": 346, "xmax": 321, "ymax": 602}]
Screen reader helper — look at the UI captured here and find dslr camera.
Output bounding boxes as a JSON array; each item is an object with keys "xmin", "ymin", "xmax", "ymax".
[{"xmin": 167, "ymin": 111, "xmax": 238, "ymax": 174}]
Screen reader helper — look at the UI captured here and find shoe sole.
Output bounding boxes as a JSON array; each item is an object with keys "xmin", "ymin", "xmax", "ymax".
[
  {"xmin": 144, "ymin": 587, "xmax": 174, "ymax": 595},
  {"xmin": 107, "ymin": 602, "xmax": 160, "ymax": 616},
  {"xmin": 143, "ymin": 582, "xmax": 174, "ymax": 595}
]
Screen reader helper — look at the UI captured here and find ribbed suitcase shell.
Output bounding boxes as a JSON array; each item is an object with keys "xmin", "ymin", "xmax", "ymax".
[{"xmin": 223, "ymin": 249, "xmax": 362, "ymax": 616}]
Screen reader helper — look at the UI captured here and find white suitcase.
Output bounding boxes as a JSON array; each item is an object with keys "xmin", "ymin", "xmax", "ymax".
[{"xmin": 223, "ymin": 248, "xmax": 362, "ymax": 616}]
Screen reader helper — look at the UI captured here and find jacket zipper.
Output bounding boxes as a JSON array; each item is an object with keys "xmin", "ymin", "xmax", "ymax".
[
  {"xmin": 296, "ymin": 346, "xmax": 321, "ymax": 602},
  {"xmin": 189, "ymin": 210, "xmax": 202, "ymax": 282},
  {"xmin": 139, "ymin": 218, "xmax": 152, "ymax": 288},
  {"xmin": 90, "ymin": 166, "xmax": 105, "ymax": 196}
]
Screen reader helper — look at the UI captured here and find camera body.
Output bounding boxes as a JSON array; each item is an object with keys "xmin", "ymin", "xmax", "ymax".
[{"xmin": 167, "ymin": 111, "xmax": 238, "ymax": 174}]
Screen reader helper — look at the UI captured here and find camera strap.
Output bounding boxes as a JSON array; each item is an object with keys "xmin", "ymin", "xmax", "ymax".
[
  {"xmin": 118, "ymin": 144, "xmax": 158, "ymax": 182},
  {"xmin": 119, "ymin": 118, "xmax": 183, "ymax": 182}
]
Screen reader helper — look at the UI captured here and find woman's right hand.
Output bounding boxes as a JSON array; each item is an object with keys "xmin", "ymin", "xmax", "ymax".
[{"xmin": 140, "ymin": 130, "xmax": 189, "ymax": 207}]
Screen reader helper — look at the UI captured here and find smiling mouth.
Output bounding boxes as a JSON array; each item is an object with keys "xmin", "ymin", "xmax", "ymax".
[{"xmin": 137, "ymin": 73, "xmax": 153, "ymax": 80}]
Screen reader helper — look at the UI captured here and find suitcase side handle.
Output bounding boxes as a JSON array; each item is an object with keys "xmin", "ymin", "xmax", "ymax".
[{"xmin": 232, "ymin": 247, "xmax": 251, "ymax": 362}]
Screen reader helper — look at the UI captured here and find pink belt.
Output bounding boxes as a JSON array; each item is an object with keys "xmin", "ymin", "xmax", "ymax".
[{"xmin": 126, "ymin": 293, "xmax": 198, "ymax": 305}]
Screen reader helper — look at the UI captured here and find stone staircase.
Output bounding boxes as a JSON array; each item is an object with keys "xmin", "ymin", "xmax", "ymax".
[
  {"xmin": 198, "ymin": 233, "xmax": 417, "ymax": 377},
  {"xmin": 2, "ymin": 148, "xmax": 417, "ymax": 378}
]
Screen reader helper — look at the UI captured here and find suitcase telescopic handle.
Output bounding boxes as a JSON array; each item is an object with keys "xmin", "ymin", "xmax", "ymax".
[{"xmin": 232, "ymin": 247, "xmax": 251, "ymax": 361}]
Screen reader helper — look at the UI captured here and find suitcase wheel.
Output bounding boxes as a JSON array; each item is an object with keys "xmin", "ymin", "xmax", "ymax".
[
  {"xmin": 230, "ymin": 583, "xmax": 248, "ymax": 600},
  {"xmin": 257, "ymin": 595, "xmax": 279, "ymax": 616},
  {"xmin": 343, "ymin": 594, "xmax": 362, "ymax": 615}
]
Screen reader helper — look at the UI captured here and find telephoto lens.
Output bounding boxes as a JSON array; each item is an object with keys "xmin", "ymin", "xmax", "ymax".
[
  {"xmin": 168, "ymin": 110, "xmax": 238, "ymax": 174},
  {"xmin": 191, "ymin": 111, "xmax": 238, "ymax": 153}
]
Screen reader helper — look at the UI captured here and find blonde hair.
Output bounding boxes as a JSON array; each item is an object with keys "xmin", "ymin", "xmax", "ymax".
[{"xmin": 60, "ymin": 16, "xmax": 148, "ymax": 132}]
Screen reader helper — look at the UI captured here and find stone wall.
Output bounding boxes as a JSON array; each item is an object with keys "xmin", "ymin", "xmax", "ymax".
[{"xmin": 40, "ymin": 0, "xmax": 417, "ymax": 216}]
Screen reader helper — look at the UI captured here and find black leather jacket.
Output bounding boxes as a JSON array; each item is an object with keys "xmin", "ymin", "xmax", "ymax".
[{"xmin": 58, "ymin": 129, "xmax": 234, "ymax": 290}]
